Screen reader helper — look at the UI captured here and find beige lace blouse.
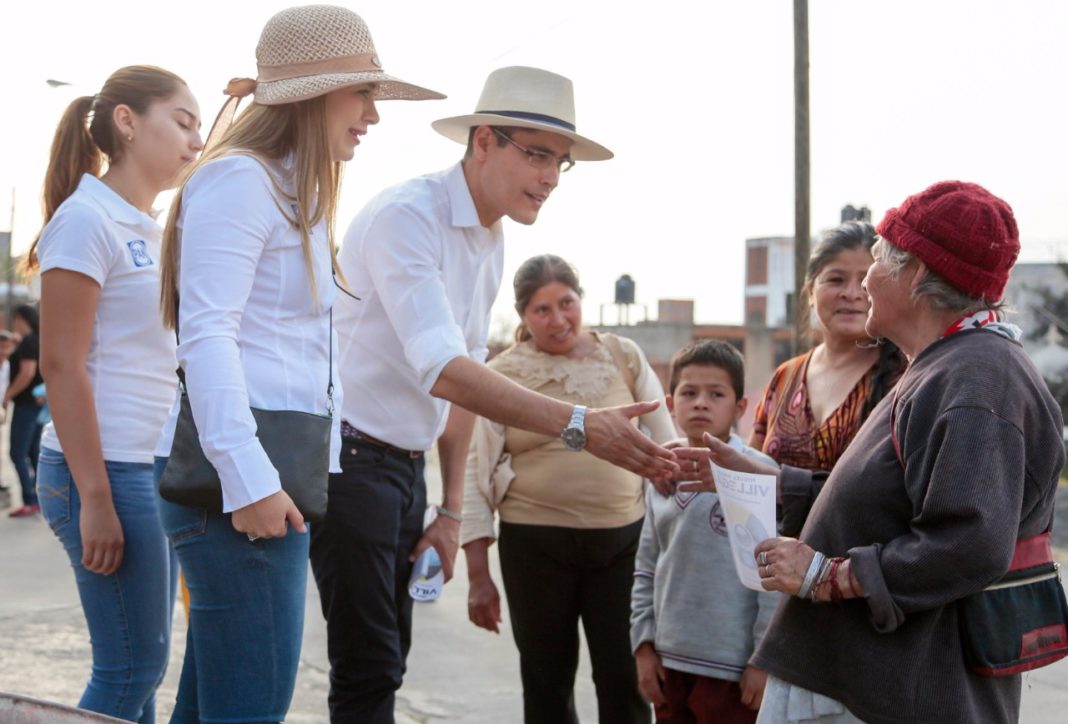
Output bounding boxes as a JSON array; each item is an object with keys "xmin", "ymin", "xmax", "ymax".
[{"xmin": 460, "ymin": 333, "xmax": 677, "ymax": 542}]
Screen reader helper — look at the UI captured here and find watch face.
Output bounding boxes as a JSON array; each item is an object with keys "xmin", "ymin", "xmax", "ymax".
[{"xmin": 562, "ymin": 427, "xmax": 587, "ymax": 451}]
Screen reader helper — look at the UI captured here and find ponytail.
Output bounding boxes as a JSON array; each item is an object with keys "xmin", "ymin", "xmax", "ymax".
[
  {"xmin": 24, "ymin": 96, "xmax": 102, "ymax": 271},
  {"xmin": 24, "ymin": 65, "xmax": 187, "ymax": 274}
]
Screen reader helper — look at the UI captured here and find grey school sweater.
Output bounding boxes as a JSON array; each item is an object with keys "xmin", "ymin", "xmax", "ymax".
[
  {"xmin": 752, "ymin": 328, "xmax": 1064, "ymax": 724},
  {"xmin": 631, "ymin": 434, "xmax": 781, "ymax": 682}
]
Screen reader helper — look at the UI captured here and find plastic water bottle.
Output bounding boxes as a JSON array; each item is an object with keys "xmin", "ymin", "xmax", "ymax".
[
  {"xmin": 408, "ymin": 508, "xmax": 445, "ymax": 601},
  {"xmin": 408, "ymin": 546, "xmax": 443, "ymax": 601}
]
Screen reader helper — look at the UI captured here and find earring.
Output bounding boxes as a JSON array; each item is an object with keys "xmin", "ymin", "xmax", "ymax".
[
  {"xmin": 856, "ymin": 337, "xmax": 884, "ymax": 349},
  {"xmin": 126, "ymin": 134, "xmax": 133, "ymax": 142}
]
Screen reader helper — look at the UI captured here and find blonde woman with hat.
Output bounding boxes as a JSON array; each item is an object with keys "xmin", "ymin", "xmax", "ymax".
[
  {"xmin": 155, "ymin": 6, "xmax": 442, "ymax": 721},
  {"xmin": 26, "ymin": 65, "xmax": 202, "ymax": 723},
  {"xmin": 312, "ymin": 65, "xmax": 678, "ymax": 722}
]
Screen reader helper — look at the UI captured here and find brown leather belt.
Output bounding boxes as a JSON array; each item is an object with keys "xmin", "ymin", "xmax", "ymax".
[{"xmin": 341, "ymin": 421, "xmax": 424, "ymax": 459}]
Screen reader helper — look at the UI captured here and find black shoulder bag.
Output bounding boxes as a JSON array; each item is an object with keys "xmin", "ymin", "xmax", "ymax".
[{"xmin": 158, "ymin": 304, "xmax": 332, "ymax": 523}]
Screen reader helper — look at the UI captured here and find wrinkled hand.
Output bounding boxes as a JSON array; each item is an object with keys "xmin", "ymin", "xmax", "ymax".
[
  {"xmin": 409, "ymin": 515, "xmax": 460, "ymax": 582},
  {"xmin": 467, "ymin": 571, "xmax": 502, "ymax": 633},
  {"xmin": 754, "ymin": 537, "xmax": 814, "ymax": 595},
  {"xmin": 705, "ymin": 432, "xmax": 778, "ymax": 476},
  {"xmin": 670, "ymin": 446, "xmax": 715, "ymax": 494},
  {"xmin": 231, "ymin": 490, "xmax": 305, "ymax": 540},
  {"xmin": 672, "ymin": 432, "xmax": 781, "ymax": 495},
  {"xmin": 584, "ymin": 401, "xmax": 679, "ymax": 483},
  {"xmin": 740, "ymin": 665, "xmax": 768, "ymax": 710},
  {"xmin": 80, "ymin": 498, "xmax": 124, "ymax": 575},
  {"xmin": 634, "ymin": 642, "xmax": 667, "ymax": 706}
]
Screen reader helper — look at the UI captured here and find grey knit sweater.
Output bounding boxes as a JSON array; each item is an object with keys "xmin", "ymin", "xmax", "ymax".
[
  {"xmin": 631, "ymin": 434, "xmax": 781, "ymax": 682},
  {"xmin": 752, "ymin": 328, "xmax": 1064, "ymax": 723}
]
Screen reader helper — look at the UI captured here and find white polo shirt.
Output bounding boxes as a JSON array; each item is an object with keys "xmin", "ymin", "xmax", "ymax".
[
  {"xmin": 335, "ymin": 162, "xmax": 504, "ymax": 452},
  {"xmin": 37, "ymin": 174, "xmax": 177, "ymax": 464},
  {"xmin": 155, "ymin": 154, "xmax": 343, "ymax": 512}
]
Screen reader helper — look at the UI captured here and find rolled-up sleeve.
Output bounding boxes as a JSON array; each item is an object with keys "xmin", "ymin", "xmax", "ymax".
[
  {"xmin": 459, "ymin": 415, "xmax": 507, "ymax": 546},
  {"xmin": 362, "ymin": 204, "xmax": 468, "ymax": 392},
  {"xmin": 177, "ymin": 158, "xmax": 280, "ymax": 512},
  {"xmin": 851, "ymin": 407, "xmax": 1024, "ymax": 633}
]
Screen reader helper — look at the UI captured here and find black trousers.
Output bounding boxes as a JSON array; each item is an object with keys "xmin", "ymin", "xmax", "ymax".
[
  {"xmin": 309, "ymin": 436, "xmax": 426, "ymax": 724},
  {"xmin": 499, "ymin": 519, "xmax": 651, "ymax": 724}
]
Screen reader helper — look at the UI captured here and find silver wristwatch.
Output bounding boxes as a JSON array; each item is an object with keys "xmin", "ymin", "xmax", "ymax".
[{"xmin": 561, "ymin": 405, "xmax": 588, "ymax": 451}]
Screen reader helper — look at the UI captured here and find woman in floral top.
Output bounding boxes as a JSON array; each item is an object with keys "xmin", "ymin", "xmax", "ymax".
[{"xmin": 750, "ymin": 222, "xmax": 904, "ymax": 471}]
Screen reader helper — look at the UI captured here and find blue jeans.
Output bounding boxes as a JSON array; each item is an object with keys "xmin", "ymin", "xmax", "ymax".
[
  {"xmin": 155, "ymin": 457, "xmax": 309, "ymax": 724},
  {"xmin": 12, "ymin": 402, "xmax": 42, "ymax": 505},
  {"xmin": 37, "ymin": 448, "xmax": 178, "ymax": 723}
]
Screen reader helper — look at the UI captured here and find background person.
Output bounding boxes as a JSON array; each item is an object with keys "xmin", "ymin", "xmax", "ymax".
[
  {"xmin": 7, "ymin": 305, "xmax": 44, "ymax": 517},
  {"xmin": 0, "ymin": 330, "xmax": 14, "ymax": 506},
  {"xmin": 749, "ymin": 221, "xmax": 903, "ymax": 471},
  {"xmin": 463, "ymin": 255, "xmax": 676, "ymax": 724},
  {"xmin": 632, "ymin": 340, "xmax": 778, "ymax": 723}
]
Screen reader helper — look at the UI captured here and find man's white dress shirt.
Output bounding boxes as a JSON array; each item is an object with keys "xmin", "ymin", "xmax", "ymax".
[{"xmin": 335, "ymin": 162, "xmax": 504, "ymax": 452}]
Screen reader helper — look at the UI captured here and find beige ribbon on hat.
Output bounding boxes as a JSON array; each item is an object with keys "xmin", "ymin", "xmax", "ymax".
[
  {"xmin": 257, "ymin": 52, "xmax": 382, "ymax": 81},
  {"xmin": 203, "ymin": 77, "xmax": 257, "ymax": 150}
]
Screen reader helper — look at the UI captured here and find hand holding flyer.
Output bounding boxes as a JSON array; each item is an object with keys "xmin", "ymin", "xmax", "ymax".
[{"xmin": 711, "ymin": 462, "xmax": 777, "ymax": 591}]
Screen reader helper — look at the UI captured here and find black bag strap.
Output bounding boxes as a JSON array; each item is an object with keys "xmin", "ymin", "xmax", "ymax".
[{"xmin": 173, "ymin": 292, "xmax": 334, "ymax": 413}]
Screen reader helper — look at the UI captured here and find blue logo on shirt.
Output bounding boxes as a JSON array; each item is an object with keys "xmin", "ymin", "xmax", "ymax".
[{"xmin": 127, "ymin": 240, "xmax": 153, "ymax": 267}]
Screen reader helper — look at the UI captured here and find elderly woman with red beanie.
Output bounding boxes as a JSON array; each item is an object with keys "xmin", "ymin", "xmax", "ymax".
[{"xmin": 690, "ymin": 181, "xmax": 1064, "ymax": 723}]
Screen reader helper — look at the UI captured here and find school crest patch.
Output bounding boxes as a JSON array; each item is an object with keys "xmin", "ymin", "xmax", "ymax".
[{"xmin": 127, "ymin": 240, "xmax": 153, "ymax": 267}]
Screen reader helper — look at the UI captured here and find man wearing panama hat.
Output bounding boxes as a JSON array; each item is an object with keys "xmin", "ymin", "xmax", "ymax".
[{"xmin": 311, "ymin": 66, "xmax": 678, "ymax": 721}]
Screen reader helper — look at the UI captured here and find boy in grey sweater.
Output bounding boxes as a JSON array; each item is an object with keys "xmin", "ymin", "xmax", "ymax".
[{"xmin": 631, "ymin": 340, "xmax": 779, "ymax": 723}]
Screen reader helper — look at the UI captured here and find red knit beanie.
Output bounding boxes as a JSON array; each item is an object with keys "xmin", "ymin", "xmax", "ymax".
[{"xmin": 876, "ymin": 181, "xmax": 1019, "ymax": 301}]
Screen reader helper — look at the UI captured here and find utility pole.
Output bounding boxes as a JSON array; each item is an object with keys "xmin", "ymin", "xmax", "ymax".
[{"xmin": 793, "ymin": 0, "xmax": 811, "ymax": 354}]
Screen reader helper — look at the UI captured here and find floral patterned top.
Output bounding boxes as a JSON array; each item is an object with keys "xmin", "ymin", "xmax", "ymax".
[{"xmin": 750, "ymin": 351, "xmax": 878, "ymax": 472}]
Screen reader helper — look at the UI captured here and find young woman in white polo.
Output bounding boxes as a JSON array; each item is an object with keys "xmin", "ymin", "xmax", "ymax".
[{"xmin": 28, "ymin": 65, "xmax": 203, "ymax": 722}]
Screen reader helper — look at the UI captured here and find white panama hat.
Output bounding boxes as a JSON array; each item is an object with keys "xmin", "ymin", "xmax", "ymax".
[{"xmin": 431, "ymin": 66, "xmax": 612, "ymax": 162}]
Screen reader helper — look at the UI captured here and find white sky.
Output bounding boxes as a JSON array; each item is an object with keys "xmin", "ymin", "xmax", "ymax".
[{"xmin": 3, "ymin": 0, "xmax": 1066, "ymax": 331}]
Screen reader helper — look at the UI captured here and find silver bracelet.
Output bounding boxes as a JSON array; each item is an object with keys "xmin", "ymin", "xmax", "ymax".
[
  {"xmin": 810, "ymin": 557, "xmax": 833, "ymax": 602},
  {"xmin": 797, "ymin": 551, "xmax": 825, "ymax": 600},
  {"xmin": 436, "ymin": 505, "xmax": 463, "ymax": 523}
]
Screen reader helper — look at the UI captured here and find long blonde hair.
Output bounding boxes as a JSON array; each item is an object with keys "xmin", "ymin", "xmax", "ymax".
[{"xmin": 160, "ymin": 97, "xmax": 343, "ymax": 330}]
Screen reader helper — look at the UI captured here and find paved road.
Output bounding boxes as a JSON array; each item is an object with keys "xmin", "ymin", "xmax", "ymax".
[{"xmin": 1, "ymin": 461, "xmax": 1066, "ymax": 721}]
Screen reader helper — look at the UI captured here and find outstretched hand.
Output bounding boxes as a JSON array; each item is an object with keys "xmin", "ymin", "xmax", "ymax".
[
  {"xmin": 584, "ymin": 401, "xmax": 679, "ymax": 485},
  {"xmin": 672, "ymin": 432, "xmax": 780, "ymax": 495}
]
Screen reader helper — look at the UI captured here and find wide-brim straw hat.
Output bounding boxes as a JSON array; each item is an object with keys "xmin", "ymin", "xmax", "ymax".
[
  {"xmin": 252, "ymin": 4, "xmax": 444, "ymax": 105},
  {"xmin": 432, "ymin": 66, "xmax": 612, "ymax": 162}
]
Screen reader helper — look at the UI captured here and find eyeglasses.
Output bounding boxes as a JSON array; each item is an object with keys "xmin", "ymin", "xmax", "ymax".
[{"xmin": 492, "ymin": 128, "xmax": 574, "ymax": 173}]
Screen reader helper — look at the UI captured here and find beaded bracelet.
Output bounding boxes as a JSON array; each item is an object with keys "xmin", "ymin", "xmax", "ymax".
[
  {"xmin": 829, "ymin": 558, "xmax": 844, "ymax": 602},
  {"xmin": 810, "ymin": 556, "xmax": 833, "ymax": 602},
  {"xmin": 797, "ymin": 551, "xmax": 825, "ymax": 599}
]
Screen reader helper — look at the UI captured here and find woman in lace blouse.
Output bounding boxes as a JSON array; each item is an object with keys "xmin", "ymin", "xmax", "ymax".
[{"xmin": 461, "ymin": 254, "xmax": 675, "ymax": 723}]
